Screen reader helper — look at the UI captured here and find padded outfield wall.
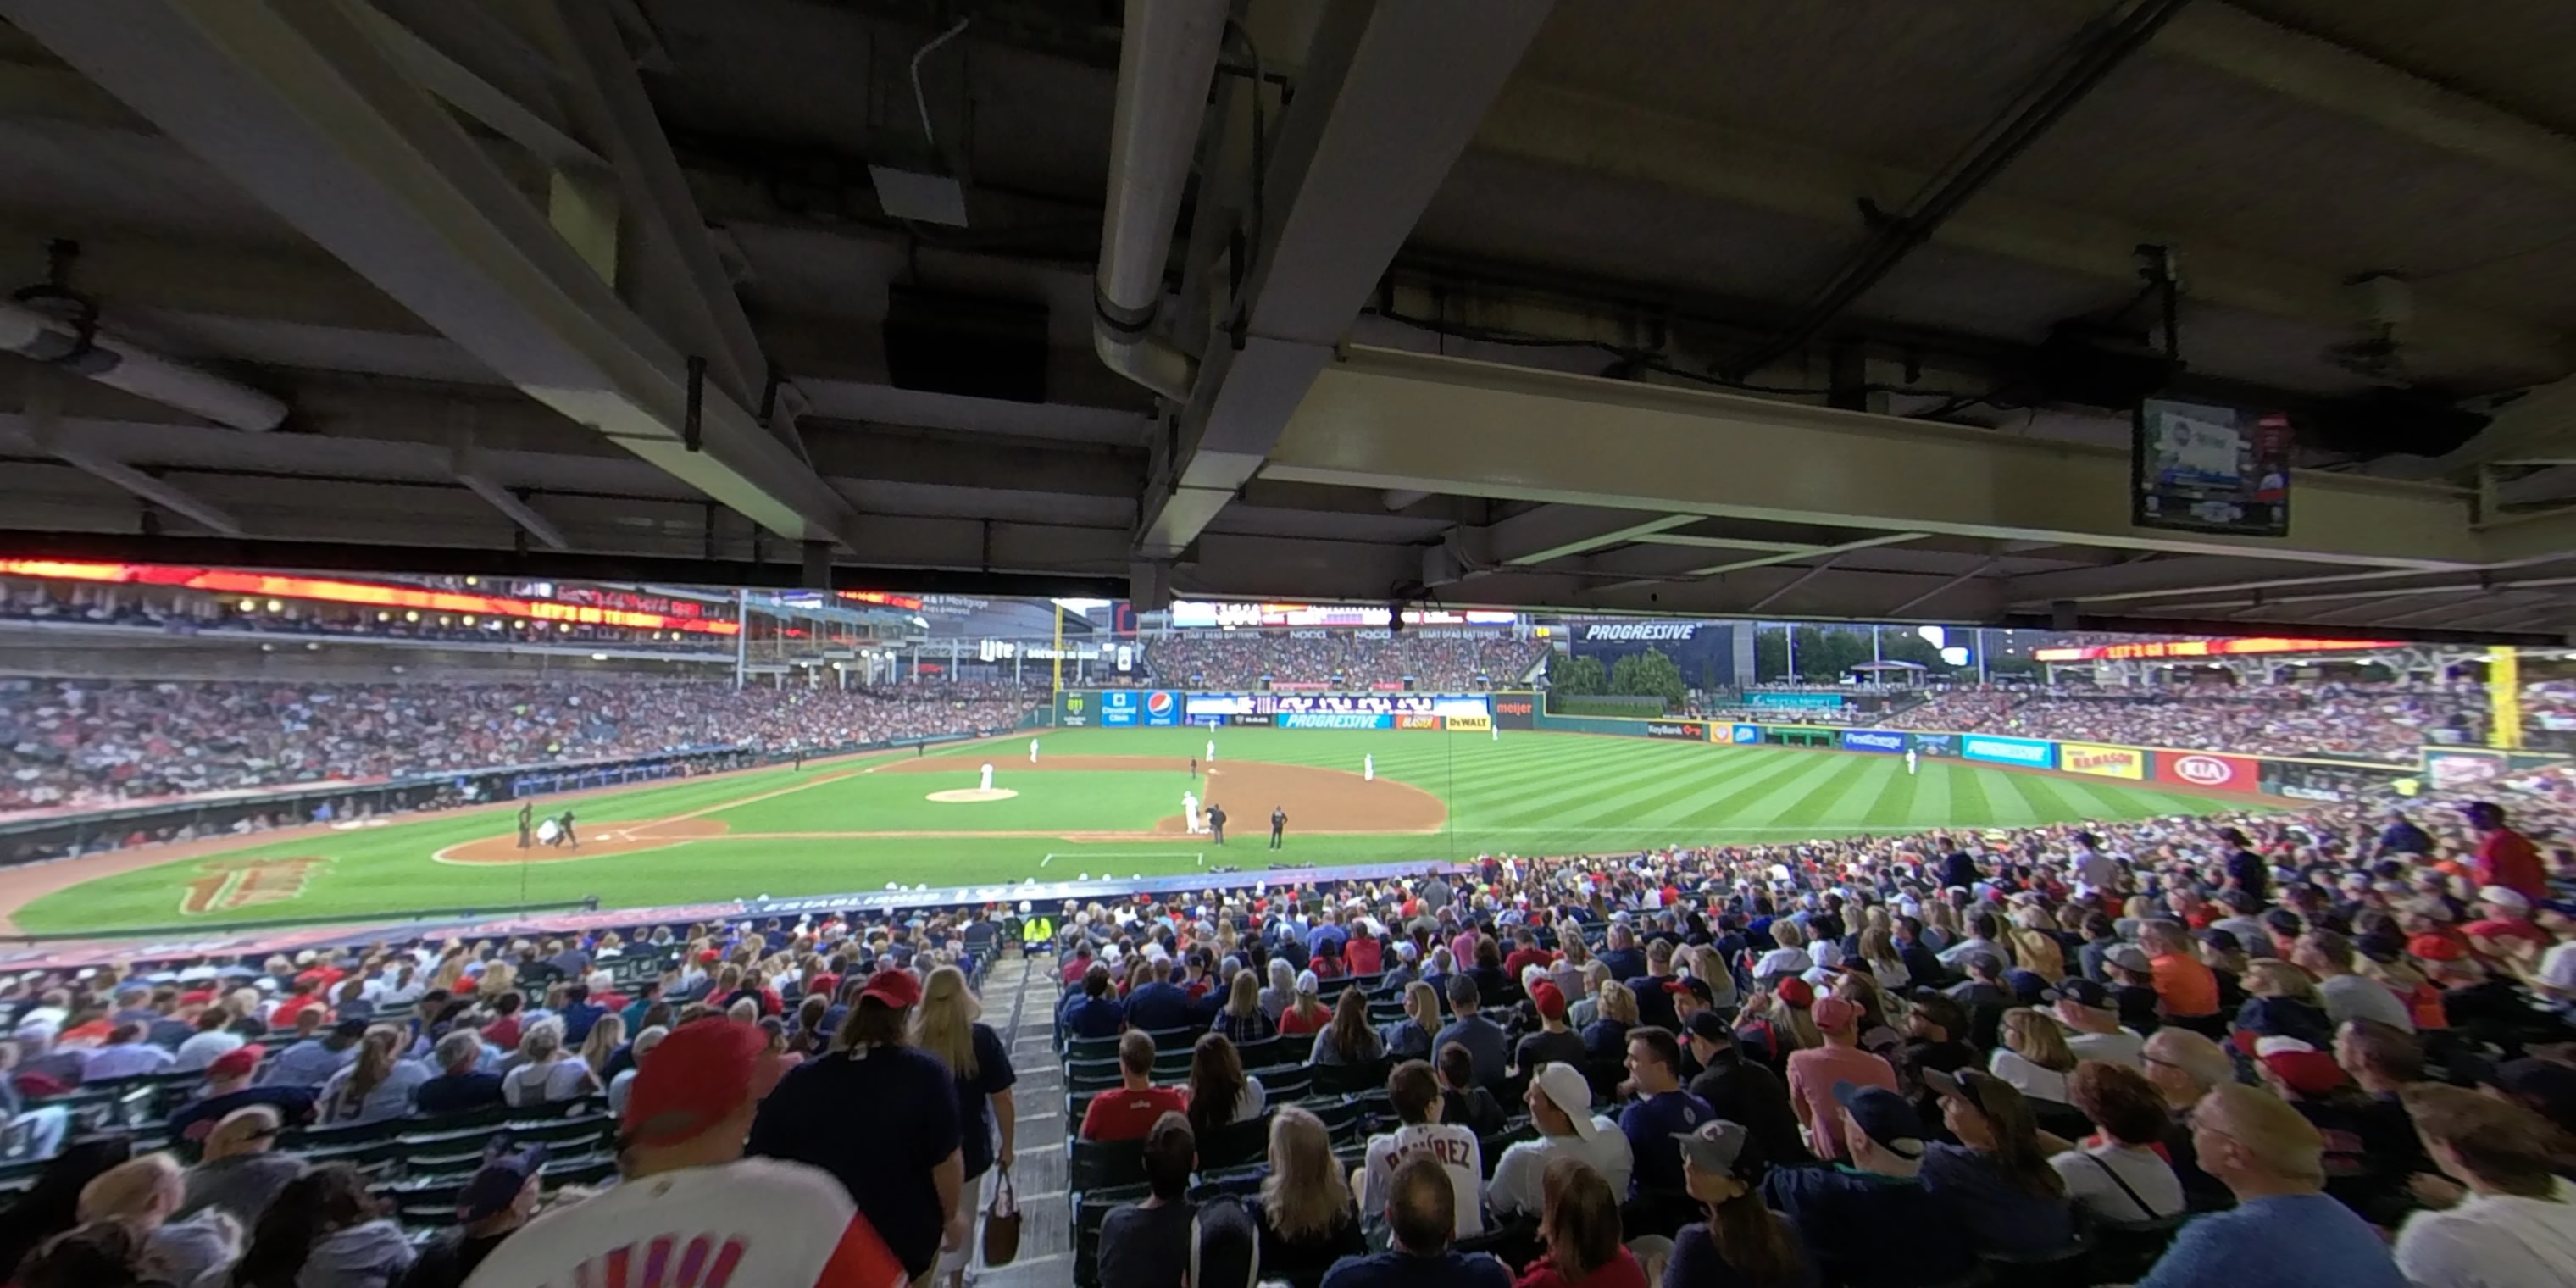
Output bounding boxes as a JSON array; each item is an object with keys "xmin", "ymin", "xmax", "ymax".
[{"xmin": 1047, "ymin": 687, "xmax": 2444, "ymax": 803}]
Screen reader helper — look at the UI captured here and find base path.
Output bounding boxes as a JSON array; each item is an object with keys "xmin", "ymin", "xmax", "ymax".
[
  {"xmin": 882, "ymin": 754, "xmax": 1446, "ymax": 834},
  {"xmin": 437, "ymin": 818, "xmax": 731, "ymax": 866}
]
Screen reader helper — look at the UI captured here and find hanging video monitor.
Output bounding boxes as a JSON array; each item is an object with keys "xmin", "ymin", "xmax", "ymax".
[{"xmin": 2132, "ymin": 397, "xmax": 2291, "ymax": 536}]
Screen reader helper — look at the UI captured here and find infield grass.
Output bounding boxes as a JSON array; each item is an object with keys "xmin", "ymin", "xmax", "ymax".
[{"xmin": 12, "ymin": 727, "xmax": 2256, "ymax": 933}]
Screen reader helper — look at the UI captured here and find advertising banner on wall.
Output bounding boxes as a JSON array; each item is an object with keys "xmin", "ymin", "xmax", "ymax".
[
  {"xmin": 1912, "ymin": 733, "xmax": 1958, "ymax": 758},
  {"xmin": 1492, "ymin": 694, "xmax": 1538, "ymax": 730},
  {"xmin": 2059, "ymin": 742, "xmax": 2145, "ymax": 780},
  {"xmin": 1732, "ymin": 724, "xmax": 1763, "ymax": 744},
  {"xmin": 1646, "ymin": 720, "xmax": 1710, "ymax": 741},
  {"xmin": 2423, "ymin": 747, "xmax": 2509, "ymax": 793},
  {"xmin": 1055, "ymin": 691, "xmax": 1091, "ymax": 727},
  {"xmin": 1751, "ymin": 692, "xmax": 1846, "ymax": 711},
  {"xmin": 1446, "ymin": 714, "xmax": 1491, "ymax": 733},
  {"xmin": 2153, "ymin": 750, "xmax": 2257, "ymax": 791},
  {"xmin": 1185, "ymin": 693, "xmax": 1257, "ymax": 719},
  {"xmin": 1224, "ymin": 712, "xmax": 1275, "ymax": 727},
  {"xmin": 1280, "ymin": 712, "xmax": 1394, "ymax": 730},
  {"xmin": 1962, "ymin": 736, "xmax": 2054, "ymax": 769},
  {"xmin": 1141, "ymin": 691, "xmax": 1180, "ymax": 727},
  {"xmin": 1100, "ymin": 690, "xmax": 1141, "ymax": 726},
  {"xmin": 1396, "ymin": 713, "xmax": 1440, "ymax": 730},
  {"xmin": 1839, "ymin": 729, "xmax": 1907, "ymax": 755}
]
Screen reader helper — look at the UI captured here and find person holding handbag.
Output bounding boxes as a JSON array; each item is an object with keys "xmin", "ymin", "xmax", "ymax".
[{"xmin": 914, "ymin": 965, "xmax": 1019, "ymax": 1286}]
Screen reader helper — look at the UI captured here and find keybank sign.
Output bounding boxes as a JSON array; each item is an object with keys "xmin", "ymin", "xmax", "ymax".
[{"xmin": 1582, "ymin": 623, "xmax": 1699, "ymax": 641}]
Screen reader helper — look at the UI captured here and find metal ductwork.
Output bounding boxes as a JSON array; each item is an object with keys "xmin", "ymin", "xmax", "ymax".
[
  {"xmin": 1, "ymin": 297, "xmax": 287, "ymax": 431},
  {"xmin": 1093, "ymin": 0, "xmax": 1224, "ymax": 402}
]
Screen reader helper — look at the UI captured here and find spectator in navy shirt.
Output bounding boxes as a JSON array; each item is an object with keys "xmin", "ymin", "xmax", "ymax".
[
  {"xmin": 167, "ymin": 1046, "xmax": 317, "ymax": 1142},
  {"xmin": 1123, "ymin": 957, "xmax": 1196, "ymax": 1033},
  {"xmin": 1319, "ymin": 1156, "xmax": 1509, "ymax": 1288},
  {"xmin": 413, "ymin": 1029, "xmax": 506, "ymax": 1116},
  {"xmin": 2137, "ymin": 1083, "xmax": 2407, "ymax": 1288},
  {"xmin": 751, "ymin": 969, "xmax": 963, "ymax": 1284},
  {"xmin": 1763, "ymin": 1084, "xmax": 1973, "ymax": 1288},
  {"xmin": 1596, "ymin": 925, "xmax": 1646, "ymax": 982},
  {"xmin": 1061, "ymin": 964, "xmax": 1126, "ymax": 1040},
  {"xmin": 1618, "ymin": 1026, "xmax": 1711, "ymax": 1204},
  {"xmin": 556, "ymin": 985, "xmax": 607, "ymax": 1046},
  {"xmin": 2378, "ymin": 810, "xmax": 2433, "ymax": 856},
  {"xmin": 259, "ymin": 1019, "xmax": 364, "ymax": 1088},
  {"xmin": 1432, "ymin": 976, "xmax": 1508, "ymax": 1088}
]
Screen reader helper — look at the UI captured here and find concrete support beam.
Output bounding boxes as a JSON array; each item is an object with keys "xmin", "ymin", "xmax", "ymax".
[
  {"xmin": 3, "ymin": 0, "xmax": 853, "ymax": 545},
  {"xmin": 1466, "ymin": 508, "xmax": 1697, "ymax": 567},
  {"xmin": 1473, "ymin": 82, "xmax": 2567, "ymax": 379},
  {"xmin": 2156, "ymin": 4, "xmax": 2576, "ymax": 193},
  {"xmin": 1265, "ymin": 348, "xmax": 2484, "ymax": 568},
  {"xmin": 447, "ymin": 417, "xmax": 569, "ymax": 551},
  {"xmin": 18, "ymin": 371, "xmax": 242, "ymax": 536},
  {"xmin": 1134, "ymin": 0, "xmax": 1552, "ymax": 557}
]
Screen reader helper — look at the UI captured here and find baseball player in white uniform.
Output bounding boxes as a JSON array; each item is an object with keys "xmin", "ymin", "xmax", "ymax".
[
  {"xmin": 1906, "ymin": 747, "xmax": 1918, "ymax": 776},
  {"xmin": 980, "ymin": 763, "xmax": 995, "ymax": 791},
  {"xmin": 1182, "ymin": 790, "xmax": 1203, "ymax": 833},
  {"xmin": 1364, "ymin": 753, "xmax": 1375, "ymax": 782},
  {"xmin": 1030, "ymin": 737, "xmax": 1040, "ymax": 763}
]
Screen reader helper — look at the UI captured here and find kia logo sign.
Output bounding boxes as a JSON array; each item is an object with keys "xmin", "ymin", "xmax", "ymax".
[
  {"xmin": 2174, "ymin": 755, "xmax": 2231, "ymax": 786},
  {"xmin": 1146, "ymin": 691, "xmax": 1174, "ymax": 716}
]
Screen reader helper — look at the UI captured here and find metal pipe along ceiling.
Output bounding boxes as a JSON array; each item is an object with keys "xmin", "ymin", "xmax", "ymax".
[
  {"xmin": 1092, "ymin": 0, "xmax": 1224, "ymax": 403},
  {"xmin": 0, "ymin": 298, "xmax": 287, "ymax": 431}
]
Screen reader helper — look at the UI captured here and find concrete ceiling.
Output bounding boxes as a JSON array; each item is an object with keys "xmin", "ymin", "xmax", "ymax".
[{"xmin": 0, "ymin": 0, "xmax": 2568, "ymax": 641}]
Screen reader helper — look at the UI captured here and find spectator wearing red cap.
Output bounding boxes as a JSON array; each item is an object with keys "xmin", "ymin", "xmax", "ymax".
[
  {"xmin": 167, "ymin": 1046, "xmax": 317, "ymax": 1143},
  {"xmin": 1784, "ymin": 997, "xmax": 1897, "ymax": 1163},
  {"xmin": 751, "ymin": 968, "xmax": 963, "ymax": 1284},
  {"xmin": 464, "ymin": 1019, "xmax": 906, "ymax": 1288},
  {"xmin": 1515, "ymin": 983, "xmax": 1586, "ymax": 1074}
]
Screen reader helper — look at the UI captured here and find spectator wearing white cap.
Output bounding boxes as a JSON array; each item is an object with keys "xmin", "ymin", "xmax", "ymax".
[
  {"xmin": 1279, "ymin": 971, "xmax": 1330, "ymax": 1037},
  {"xmin": 1490, "ymin": 1063, "xmax": 1631, "ymax": 1220}
]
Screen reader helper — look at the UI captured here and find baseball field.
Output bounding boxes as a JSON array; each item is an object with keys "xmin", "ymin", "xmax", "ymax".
[{"xmin": 7, "ymin": 726, "xmax": 2257, "ymax": 934}]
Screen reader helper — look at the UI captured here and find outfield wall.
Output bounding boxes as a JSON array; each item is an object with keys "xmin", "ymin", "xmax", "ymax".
[{"xmin": 1048, "ymin": 687, "xmax": 2414, "ymax": 803}]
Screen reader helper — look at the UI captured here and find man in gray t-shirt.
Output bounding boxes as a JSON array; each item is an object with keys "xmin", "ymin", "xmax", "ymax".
[{"xmin": 178, "ymin": 1106, "xmax": 308, "ymax": 1228}]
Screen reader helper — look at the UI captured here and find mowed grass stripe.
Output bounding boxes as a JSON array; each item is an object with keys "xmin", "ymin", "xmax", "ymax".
[
  {"xmin": 1746, "ymin": 753, "xmax": 1885, "ymax": 829},
  {"xmin": 1860, "ymin": 757, "xmax": 1921, "ymax": 828},
  {"xmin": 2006, "ymin": 774, "xmax": 2094, "ymax": 825},
  {"xmin": 1444, "ymin": 748, "xmax": 1677, "ymax": 826},
  {"xmin": 1908, "ymin": 759, "xmax": 1952, "ymax": 824},
  {"xmin": 1947, "ymin": 762, "xmax": 1996, "ymax": 827},
  {"xmin": 1618, "ymin": 748, "xmax": 1847, "ymax": 829},
  {"xmin": 1542, "ymin": 752, "xmax": 1752, "ymax": 829},
  {"xmin": 1468, "ymin": 745, "xmax": 1707, "ymax": 823},
  {"xmin": 1979, "ymin": 769, "xmax": 2051, "ymax": 826}
]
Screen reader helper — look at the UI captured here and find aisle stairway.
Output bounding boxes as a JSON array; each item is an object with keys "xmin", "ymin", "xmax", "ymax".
[{"xmin": 979, "ymin": 951, "xmax": 1072, "ymax": 1288}]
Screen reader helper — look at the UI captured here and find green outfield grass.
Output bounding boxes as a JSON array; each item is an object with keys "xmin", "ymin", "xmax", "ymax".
[{"xmin": 12, "ymin": 727, "xmax": 2257, "ymax": 933}]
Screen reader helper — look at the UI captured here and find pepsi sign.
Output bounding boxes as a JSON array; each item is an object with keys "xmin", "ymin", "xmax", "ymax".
[
  {"xmin": 1142, "ymin": 691, "xmax": 1181, "ymax": 727},
  {"xmin": 1100, "ymin": 690, "xmax": 1141, "ymax": 727}
]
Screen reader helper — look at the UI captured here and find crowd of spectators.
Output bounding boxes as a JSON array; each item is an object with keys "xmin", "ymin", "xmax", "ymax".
[
  {"xmin": 1148, "ymin": 633, "xmax": 1545, "ymax": 691},
  {"xmin": 0, "ymin": 586, "xmax": 730, "ymax": 654},
  {"xmin": 0, "ymin": 679, "xmax": 1041, "ymax": 813},
  {"xmin": 0, "ymin": 907, "xmax": 1008, "ymax": 1287},
  {"xmin": 1884, "ymin": 683, "xmax": 2485, "ymax": 762},
  {"xmin": 0, "ymin": 755, "xmax": 2573, "ymax": 1283},
  {"xmin": 1033, "ymin": 760, "xmax": 2576, "ymax": 1288}
]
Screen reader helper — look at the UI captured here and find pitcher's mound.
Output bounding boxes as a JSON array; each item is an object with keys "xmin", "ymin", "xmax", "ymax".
[{"xmin": 926, "ymin": 788, "xmax": 1019, "ymax": 803}]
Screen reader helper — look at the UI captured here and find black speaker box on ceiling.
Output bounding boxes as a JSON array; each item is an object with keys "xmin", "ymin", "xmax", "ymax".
[{"xmin": 883, "ymin": 286, "xmax": 1050, "ymax": 404}]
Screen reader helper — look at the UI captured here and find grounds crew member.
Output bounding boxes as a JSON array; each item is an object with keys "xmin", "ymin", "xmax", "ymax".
[
  {"xmin": 1270, "ymin": 806, "xmax": 1287, "ymax": 849},
  {"xmin": 1207, "ymin": 803, "xmax": 1227, "ymax": 846}
]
